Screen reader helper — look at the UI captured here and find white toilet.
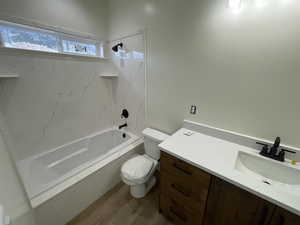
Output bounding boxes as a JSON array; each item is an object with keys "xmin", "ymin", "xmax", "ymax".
[{"xmin": 121, "ymin": 128, "xmax": 169, "ymax": 198}]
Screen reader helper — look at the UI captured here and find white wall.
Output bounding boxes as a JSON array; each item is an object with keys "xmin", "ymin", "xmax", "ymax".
[
  {"xmin": 0, "ymin": 1, "xmax": 110, "ymax": 224},
  {"xmin": 0, "ymin": 0, "xmax": 108, "ymax": 39},
  {"xmin": 0, "ymin": 52, "xmax": 114, "ymax": 161},
  {"xmin": 0, "ymin": 0, "xmax": 111, "ymax": 161},
  {"xmin": 0, "ymin": 113, "xmax": 36, "ymax": 225},
  {"xmin": 0, "ymin": 1, "xmax": 148, "ymax": 224},
  {"xmin": 2, "ymin": 0, "xmax": 300, "ymax": 224},
  {"xmin": 108, "ymin": 0, "xmax": 300, "ymax": 148}
]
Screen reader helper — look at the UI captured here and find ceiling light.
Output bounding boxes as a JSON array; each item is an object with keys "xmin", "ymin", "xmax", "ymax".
[
  {"xmin": 228, "ymin": 0, "xmax": 242, "ymax": 10},
  {"xmin": 255, "ymin": 0, "xmax": 268, "ymax": 8}
]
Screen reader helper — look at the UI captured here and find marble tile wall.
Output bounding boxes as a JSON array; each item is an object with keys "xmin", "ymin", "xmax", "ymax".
[
  {"xmin": 110, "ymin": 33, "xmax": 146, "ymax": 136},
  {"xmin": 0, "ymin": 49, "xmax": 115, "ymax": 161},
  {"xmin": 0, "ymin": 42, "xmax": 145, "ymax": 225},
  {"xmin": 0, "ymin": 35, "xmax": 145, "ymax": 162}
]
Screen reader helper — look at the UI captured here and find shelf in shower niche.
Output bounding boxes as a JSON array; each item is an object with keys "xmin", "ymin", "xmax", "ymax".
[
  {"xmin": 99, "ymin": 73, "xmax": 118, "ymax": 78},
  {"xmin": 0, "ymin": 73, "xmax": 19, "ymax": 78}
]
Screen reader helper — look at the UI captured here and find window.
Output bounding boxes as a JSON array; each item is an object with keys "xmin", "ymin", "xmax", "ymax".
[
  {"xmin": 62, "ymin": 39, "xmax": 97, "ymax": 56},
  {"xmin": 0, "ymin": 20, "xmax": 104, "ymax": 58},
  {"xmin": 0, "ymin": 25, "xmax": 59, "ymax": 52}
]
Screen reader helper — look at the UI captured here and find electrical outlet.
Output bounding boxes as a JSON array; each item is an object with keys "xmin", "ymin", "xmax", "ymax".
[{"xmin": 190, "ymin": 105, "xmax": 197, "ymax": 115}]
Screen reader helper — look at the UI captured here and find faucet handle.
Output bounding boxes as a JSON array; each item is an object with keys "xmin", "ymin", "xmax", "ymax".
[
  {"xmin": 256, "ymin": 142, "xmax": 269, "ymax": 155},
  {"xmin": 273, "ymin": 137, "xmax": 281, "ymax": 148},
  {"xmin": 280, "ymin": 149, "xmax": 296, "ymax": 154},
  {"xmin": 256, "ymin": 142, "xmax": 269, "ymax": 147},
  {"xmin": 278, "ymin": 149, "xmax": 296, "ymax": 162},
  {"xmin": 121, "ymin": 109, "xmax": 129, "ymax": 119}
]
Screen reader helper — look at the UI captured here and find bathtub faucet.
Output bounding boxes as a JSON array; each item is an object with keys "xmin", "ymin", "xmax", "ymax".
[{"xmin": 118, "ymin": 123, "xmax": 128, "ymax": 130}]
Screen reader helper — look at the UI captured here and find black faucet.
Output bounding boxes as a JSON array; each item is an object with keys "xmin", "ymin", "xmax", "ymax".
[
  {"xmin": 118, "ymin": 123, "xmax": 127, "ymax": 130},
  {"xmin": 256, "ymin": 137, "xmax": 296, "ymax": 162},
  {"xmin": 269, "ymin": 137, "xmax": 281, "ymax": 157}
]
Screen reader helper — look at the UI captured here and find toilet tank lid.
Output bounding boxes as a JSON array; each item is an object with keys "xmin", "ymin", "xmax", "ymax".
[{"xmin": 142, "ymin": 128, "xmax": 170, "ymax": 142}]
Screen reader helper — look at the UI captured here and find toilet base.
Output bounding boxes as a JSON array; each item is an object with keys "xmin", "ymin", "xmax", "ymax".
[{"xmin": 130, "ymin": 176, "xmax": 156, "ymax": 198}]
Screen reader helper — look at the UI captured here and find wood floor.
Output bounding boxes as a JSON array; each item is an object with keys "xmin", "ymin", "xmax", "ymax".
[{"xmin": 67, "ymin": 183, "xmax": 173, "ymax": 225}]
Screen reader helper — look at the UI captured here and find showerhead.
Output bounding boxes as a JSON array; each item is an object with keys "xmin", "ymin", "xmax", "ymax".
[{"xmin": 112, "ymin": 43, "xmax": 123, "ymax": 52}]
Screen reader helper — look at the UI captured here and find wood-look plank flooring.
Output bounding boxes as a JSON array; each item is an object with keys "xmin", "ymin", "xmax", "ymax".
[{"xmin": 67, "ymin": 183, "xmax": 173, "ymax": 225}]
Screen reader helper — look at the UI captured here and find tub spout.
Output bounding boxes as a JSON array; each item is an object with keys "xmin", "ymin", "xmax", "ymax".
[{"xmin": 118, "ymin": 123, "xmax": 128, "ymax": 129}]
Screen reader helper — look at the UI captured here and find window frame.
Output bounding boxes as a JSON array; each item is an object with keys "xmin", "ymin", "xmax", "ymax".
[
  {"xmin": 60, "ymin": 34, "xmax": 101, "ymax": 56},
  {"xmin": 1, "ymin": 21, "xmax": 60, "ymax": 53},
  {"xmin": 0, "ymin": 20, "xmax": 105, "ymax": 59}
]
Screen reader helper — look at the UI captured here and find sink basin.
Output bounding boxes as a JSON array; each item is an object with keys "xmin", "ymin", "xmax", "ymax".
[{"xmin": 235, "ymin": 151, "xmax": 300, "ymax": 185}]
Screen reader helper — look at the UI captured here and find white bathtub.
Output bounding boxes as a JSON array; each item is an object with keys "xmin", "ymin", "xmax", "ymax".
[{"xmin": 17, "ymin": 128, "xmax": 142, "ymax": 208}]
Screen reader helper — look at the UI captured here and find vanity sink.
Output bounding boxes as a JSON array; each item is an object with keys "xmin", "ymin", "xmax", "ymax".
[{"xmin": 235, "ymin": 151, "xmax": 300, "ymax": 186}]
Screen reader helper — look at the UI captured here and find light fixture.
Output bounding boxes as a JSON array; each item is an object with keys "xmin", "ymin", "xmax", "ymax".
[
  {"xmin": 145, "ymin": 3, "xmax": 155, "ymax": 14},
  {"xmin": 255, "ymin": 0, "xmax": 268, "ymax": 8},
  {"xmin": 228, "ymin": 0, "xmax": 242, "ymax": 10}
]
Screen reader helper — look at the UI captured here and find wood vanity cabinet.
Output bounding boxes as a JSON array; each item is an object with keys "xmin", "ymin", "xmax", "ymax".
[
  {"xmin": 203, "ymin": 177, "xmax": 275, "ymax": 225},
  {"xmin": 160, "ymin": 152, "xmax": 211, "ymax": 225},
  {"xmin": 269, "ymin": 207, "xmax": 300, "ymax": 225},
  {"xmin": 159, "ymin": 152, "xmax": 300, "ymax": 225}
]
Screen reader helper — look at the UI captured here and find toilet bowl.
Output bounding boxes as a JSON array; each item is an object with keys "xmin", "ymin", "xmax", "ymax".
[
  {"xmin": 121, "ymin": 128, "xmax": 169, "ymax": 198},
  {"xmin": 121, "ymin": 154, "xmax": 158, "ymax": 198}
]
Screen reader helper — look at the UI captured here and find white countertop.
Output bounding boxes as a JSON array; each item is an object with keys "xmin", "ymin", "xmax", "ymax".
[{"xmin": 159, "ymin": 128, "xmax": 300, "ymax": 215}]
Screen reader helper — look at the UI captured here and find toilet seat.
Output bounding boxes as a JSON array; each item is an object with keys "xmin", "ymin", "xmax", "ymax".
[{"xmin": 121, "ymin": 155, "xmax": 157, "ymax": 184}]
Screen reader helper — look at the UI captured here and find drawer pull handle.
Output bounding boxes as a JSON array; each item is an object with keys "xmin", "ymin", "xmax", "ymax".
[
  {"xmin": 171, "ymin": 183, "xmax": 190, "ymax": 197},
  {"xmin": 173, "ymin": 163, "xmax": 192, "ymax": 175},
  {"xmin": 169, "ymin": 207, "xmax": 187, "ymax": 222}
]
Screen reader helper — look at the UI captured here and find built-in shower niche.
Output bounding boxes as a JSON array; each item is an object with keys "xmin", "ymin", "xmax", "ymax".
[
  {"xmin": 99, "ymin": 73, "xmax": 118, "ymax": 78},
  {"xmin": 0, "ymin": 73, "xmax": 19, "ymax": 78}
]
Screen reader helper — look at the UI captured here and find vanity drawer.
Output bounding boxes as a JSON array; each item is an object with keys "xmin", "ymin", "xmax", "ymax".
[
  {"xmin": 161, "ymin": 171, "xmax": 209, "ymax": 210},
  {"xmin": 160, "ymin": 152, "xmax": 211, "ymax": 186},
  {"xmin": 160, "ymin": 195, "xmax": 202, "ymax": 225}
]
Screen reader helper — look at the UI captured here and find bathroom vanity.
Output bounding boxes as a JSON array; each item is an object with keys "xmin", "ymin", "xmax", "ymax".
[
  {"xmin": 160, "ymin": 152, "xmax": 210, "ymax": 225},
  {"xmin": 159, "ymin": 121, "xmax": 300, "ymax": 225},
  {"xmin": 160, "ymin": 151, "xmax": 300, "ymax": 225}
]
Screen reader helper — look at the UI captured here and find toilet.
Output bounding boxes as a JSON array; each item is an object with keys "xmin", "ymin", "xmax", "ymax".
[{"xmin": 121, "ymin": 128, "xmax": 169, "ymax": 198}]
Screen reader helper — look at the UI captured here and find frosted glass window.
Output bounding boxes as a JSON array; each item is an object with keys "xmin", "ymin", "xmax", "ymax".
[
  {"xmin": 0, "ymin": 25, "xmax": 59, "ymax": 52},
  {"xmin": 62, "ymin": 40, "xmax": 97, "ymax": 56},
  {"xmin": 0, "ymin": 20, "xmax": 104, "ymax": 58},
  {"xmin": 0, "ymin": 26, "xmax": 4, "ymax": 45}
]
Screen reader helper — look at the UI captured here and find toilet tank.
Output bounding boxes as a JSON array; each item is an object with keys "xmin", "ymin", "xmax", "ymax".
[{"xmin": 142, "ymin": 128, "xmax": 169, "ymax": 160}]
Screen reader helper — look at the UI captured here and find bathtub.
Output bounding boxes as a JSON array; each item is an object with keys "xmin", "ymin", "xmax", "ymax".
[{"xmin": 17, "ymin": 128, "xmax": 142, "ymax": 208}]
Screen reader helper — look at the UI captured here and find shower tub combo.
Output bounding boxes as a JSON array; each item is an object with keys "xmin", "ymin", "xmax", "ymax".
[{"xmin": 17, "ymin": 128, "xmax": 142, "ymax": 207}]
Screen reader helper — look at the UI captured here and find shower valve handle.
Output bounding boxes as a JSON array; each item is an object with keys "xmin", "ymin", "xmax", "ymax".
[{"xmin": 121, "ymin": 109, "xmax": 129, "ymax": 119}]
